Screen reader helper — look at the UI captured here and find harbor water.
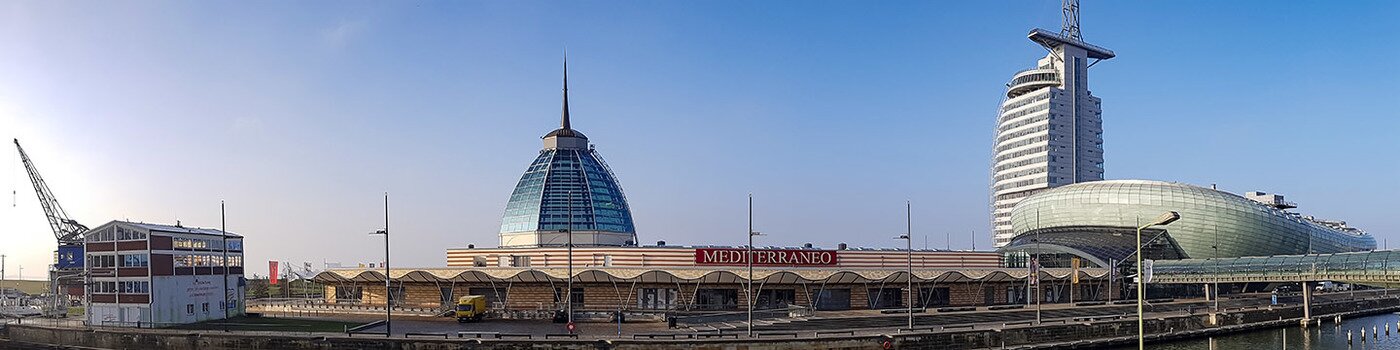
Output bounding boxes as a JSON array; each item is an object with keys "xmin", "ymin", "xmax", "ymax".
[{"xmin": 1119, "ymin": 313, "xmax": 1400, "ymax": 349}]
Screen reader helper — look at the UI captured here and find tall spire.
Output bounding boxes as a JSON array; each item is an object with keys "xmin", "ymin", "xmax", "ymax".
[
  {"xmin": 543, "ymin": 53, "xmax": 586, "ymax": 141},
  {"xmin": 561, "ymin": 55, "xmax": 571, "ymax": 130}
]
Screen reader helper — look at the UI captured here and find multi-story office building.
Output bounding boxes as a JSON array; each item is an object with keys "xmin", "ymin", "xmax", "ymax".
[
  {"xmin": 84, "ymin": 221, "xmax": 244, "ymax": 327},
  {"xmin": 991, "ymin": 19, "xmax": 1115, "ymax": 247}
]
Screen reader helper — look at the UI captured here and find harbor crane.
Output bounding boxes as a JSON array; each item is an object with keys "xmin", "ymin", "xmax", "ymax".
[
  {"xmin": 14, "ymin": 139, "xmax": 88, "ymax": 245},
  {"xmin": 14, "ymin": 138, "xmax": 88, "ymax": 316}
]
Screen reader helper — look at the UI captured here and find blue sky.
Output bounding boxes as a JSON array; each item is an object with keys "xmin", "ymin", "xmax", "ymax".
[{"xmin": 2, "ymin": 1, "xmax": 1397, "ymax": 277}]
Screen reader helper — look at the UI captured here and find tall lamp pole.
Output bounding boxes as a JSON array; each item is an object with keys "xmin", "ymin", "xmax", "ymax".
[
  {"xmin": 1136, "ymin": 211, "xmax": 1180, "ymax": 350},
  {"xmin": 746, "ymin": 194, "xmax": 762, "ymax": 337},
  {"xmin": 1212, "ymin": 226, "xmax": 1220, "ymax": 313},
  {"xmin": 369, "ymin": 193, "xmax": 391, "ymax": 337},
  {"xmin": 566, "ymin": 190, "xmax": 574, "ymax": 331},
  {"xmin": 895, "ymin": 200, "xmax": 913, "ymax": 330},
  {"xmin": 221, "ymin": 200, "xmax": 229, "ymax": 332}
]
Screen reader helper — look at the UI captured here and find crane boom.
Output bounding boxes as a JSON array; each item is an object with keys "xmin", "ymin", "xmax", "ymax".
[{"xmin": 14, "ymin": 139, "xmax": 88, "ymax": 244}]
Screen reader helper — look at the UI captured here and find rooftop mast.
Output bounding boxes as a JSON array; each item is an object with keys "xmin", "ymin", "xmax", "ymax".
[
  {"xmin": 561, "ymin": 55, "xmax": 571, "ymax": 130},
  {"xmin": 1061, "ymin": 0, "xmax": 1082, "ymax": 41}
]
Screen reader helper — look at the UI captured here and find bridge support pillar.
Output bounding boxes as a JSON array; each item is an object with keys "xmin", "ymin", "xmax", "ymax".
[
  {"xmin": 1204, "ymin": 283, "xmax": 1219, "ymax": 326},
  {"xmin": 1301, "ymin": 281, "xmax": 1313, "ymax": 327}
]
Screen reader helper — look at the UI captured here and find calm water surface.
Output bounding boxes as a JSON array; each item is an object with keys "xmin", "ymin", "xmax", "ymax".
[{"xmin": 1117, "ymin": 313, "xmax": 1400, "ymax": 350}]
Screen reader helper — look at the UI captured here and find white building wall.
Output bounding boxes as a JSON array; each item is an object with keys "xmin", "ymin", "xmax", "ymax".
[
  {"xmin": 992, "ymin": 43, "xmax": 1106, "ymax": 247},
  {"xmin": 87, "ymin": 304, "xmax": 152, "ymax": 326},
  {"xmin": 149, "ymin": 274, "xmax": 244, "ymax": 325}
]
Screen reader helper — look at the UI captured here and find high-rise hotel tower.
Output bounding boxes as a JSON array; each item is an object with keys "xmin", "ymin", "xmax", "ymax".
[{"xmin": 991, "ymin": 0, "xmax": 1114, "ymax": 247}]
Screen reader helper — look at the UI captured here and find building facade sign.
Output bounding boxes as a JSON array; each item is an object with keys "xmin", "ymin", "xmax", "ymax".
[
  {"xmin": 694, "ymin": 248, "xmax": 837, "ymax": 266},
  {"xmin": 56, "ymin": 244, "xmax": 85, "ymax": 269}
]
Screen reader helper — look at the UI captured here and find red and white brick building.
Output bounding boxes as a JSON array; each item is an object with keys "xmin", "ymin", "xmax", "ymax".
[{"xmin": 84, "ymin": 221, "xmax": 245, "ymax": 327}]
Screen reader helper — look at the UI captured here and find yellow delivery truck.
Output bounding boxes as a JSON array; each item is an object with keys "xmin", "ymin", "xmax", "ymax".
[{"xmin": 455, "ymin": 295, "xmax": 488, "ymax": 322}]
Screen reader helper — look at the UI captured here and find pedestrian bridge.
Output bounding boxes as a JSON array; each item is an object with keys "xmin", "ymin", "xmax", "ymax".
[{"xmin": 1153, "ymin": 250, "xmax": 1400, "ymax": 287}]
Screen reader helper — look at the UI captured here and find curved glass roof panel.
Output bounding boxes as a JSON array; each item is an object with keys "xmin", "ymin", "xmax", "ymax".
[
  {"xmin": 1009, "ymin": 180, "xmax": 1375, "ymax": 259},
  {"xmin": 500, "ymin": 148, "xmax": 636, "ymax": 236}
]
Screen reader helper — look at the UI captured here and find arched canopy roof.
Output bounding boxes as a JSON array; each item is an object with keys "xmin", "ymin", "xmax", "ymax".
[{"xmin": 312, "ymin": 267, "xmax": 1107, "ymax": 285}]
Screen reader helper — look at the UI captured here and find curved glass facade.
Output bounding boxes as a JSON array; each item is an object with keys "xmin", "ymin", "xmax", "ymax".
[
  {"xmin": 1154, "ymin": 250, "xmax": 1400, "ymax": 287},
  {"xmin": 500, "ymin": 148, "xmax": 636, "ymax": 235},
  {"xmin": 1004, "ymin": 180, "xmax": 1375, "ymax": 261}
]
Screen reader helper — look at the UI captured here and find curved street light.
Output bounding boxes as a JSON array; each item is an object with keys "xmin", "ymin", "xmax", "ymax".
[
  {"xmin": 1136, "ymin": 211, "xmax": 1179, "ymax": 350},
  {"xmin": 367, "ymin": 193, "xmax": 390, "ymax": 338}
]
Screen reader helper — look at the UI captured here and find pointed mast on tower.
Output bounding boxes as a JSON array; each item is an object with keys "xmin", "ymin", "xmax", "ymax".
[
  {"xmin": 561, "ymin": 55, "xmax": 571, "ymax": 130},
  {"xmin": 543, "ymin": 53, "xmax": 587, "ymax": 142}
]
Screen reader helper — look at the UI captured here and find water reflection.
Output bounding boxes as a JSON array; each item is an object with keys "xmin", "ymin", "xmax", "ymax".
[{"xmin": 1115, "ymin": 313, "xmax": 1400, "ymax": 349}]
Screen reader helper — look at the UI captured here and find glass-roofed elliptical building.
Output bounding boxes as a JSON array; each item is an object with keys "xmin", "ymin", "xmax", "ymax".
[
  {"xmin": 999, "ymin": 180, "xmax": 1377, "ymax": 269},
  {"xmin": 991, "ymin": 10, "xmax": 1114, "ymax": 248},
  {"xmin": 497, "ymin": 60, "xmax": 638, "ymax": 248}
]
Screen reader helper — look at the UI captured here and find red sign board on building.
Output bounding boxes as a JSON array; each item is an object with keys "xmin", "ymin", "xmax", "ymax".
[{"xmin": 694, "ymin": 248, "xmax": 838, "ymax": 266}]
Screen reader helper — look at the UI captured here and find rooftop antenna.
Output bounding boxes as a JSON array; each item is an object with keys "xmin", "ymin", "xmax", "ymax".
[
  {"xmin": 561, "ymin": 51, "xmax": 571, "ymax": 130},
  {"xmin": 1061, "ymin": 0, "xmax": 1082, "ymax": 41}
]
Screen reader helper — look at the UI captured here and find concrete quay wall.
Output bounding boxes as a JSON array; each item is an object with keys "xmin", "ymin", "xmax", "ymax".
[{"xmin": 4, "ymin": 296, "xmax": 1399, "ymax": 350}]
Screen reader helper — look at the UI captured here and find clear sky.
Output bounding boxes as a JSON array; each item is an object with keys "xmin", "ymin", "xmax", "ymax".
[{"xmin": 2, "ymin": 1, "xmax": 1397, "ymax": 278}]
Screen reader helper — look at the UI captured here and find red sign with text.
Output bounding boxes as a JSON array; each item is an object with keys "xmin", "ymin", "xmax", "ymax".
[{"xmin": 694, "ymin": 248, "xmax": 838, "ymax": 266}]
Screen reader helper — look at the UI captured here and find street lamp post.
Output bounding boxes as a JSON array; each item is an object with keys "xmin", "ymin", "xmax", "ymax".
[
  {"xmin": 221, "ymin": 200, "xmax": 229, "ymax": 332},
  {"xmin": 1105, "ymin": 258, "xmax": 1112, "ymax": 304},
  {"xmin": 746, "ymin": 194, "xmax": 762, "ymax": 337},
  {"xmin": 896, "ymin": 200, "xmax": 913, "ymax": 330},
  {"xmin": 1035, "ymin": 219, "xmax": 1042, "ymax": 324},
  {"xmin": 369, "ymin": 193, "xmax": 391, "ymax": 337},
  {"xmin": 1136, "ymin": 211, "xmax": 1180, "ymax": 350},
  {"xmin": 566, "ymin": 190, "xmax": 574, "ymax": 331},
  {"xmin": 1212, "ymin": 226, "xmax": 1220, "ymax": 313}
]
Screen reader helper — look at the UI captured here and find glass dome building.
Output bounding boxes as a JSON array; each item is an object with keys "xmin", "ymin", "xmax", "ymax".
[
  {"xmin": 1000, "ymin": 180, "xmax": 1375, "ymax": 267},
  {"xmin": 498, "ymin": 62, "xmax": 637, "ymax": 247}
]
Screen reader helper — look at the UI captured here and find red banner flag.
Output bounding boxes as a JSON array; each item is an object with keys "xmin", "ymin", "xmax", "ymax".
[{"xmin": 269, "ymin": 261, "xmax": 280, "ymax": 285}]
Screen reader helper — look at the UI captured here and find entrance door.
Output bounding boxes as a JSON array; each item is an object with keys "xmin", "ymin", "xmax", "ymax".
[
  {"xmin": 694, "ymin": 289, "xmax": 738, "ymax": 310},
  {"xmin": 440, "ymin": 287, "xmax": 453, "ymax": 307},
  {"xmin": 468, "ymin": 287, "xmax": 508, "ymax": 309},
  {"xmin": 918, "ymin": 287, "xmax": 950, "ymax": 307},
  {"xmin": 867, "ymin": 288, "xmax": 903, "ymax": 309},
  {"xmin": 812, "ymin": 288, "xmax": 851, "ymax": 311},
  {"xmin": 756, "ymin": 289, "xmax": 796, "ymax": 309},
  {"xmin": 637, "ymin": 288, "xmax": 678, "ymax": 310}
]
